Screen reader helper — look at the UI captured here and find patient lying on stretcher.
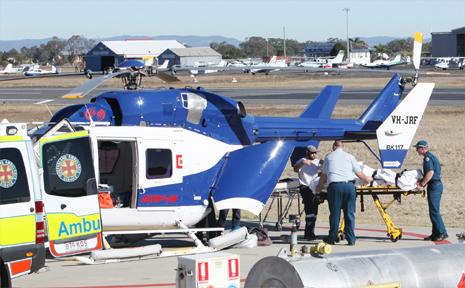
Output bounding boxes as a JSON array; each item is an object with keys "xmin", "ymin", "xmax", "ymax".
[{"xmin": 308, "ymin": 163, "xmax": 423, "ymax": 192}]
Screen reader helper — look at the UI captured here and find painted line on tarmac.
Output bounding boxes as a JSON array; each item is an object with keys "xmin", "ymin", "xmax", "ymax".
[
  {"xmin": 0, "ymin": 91, "xmax": 41, "ymax": 94},
  {"xmin": 35, "ymin": 99, "xmax": 54, "ymax": 104}
]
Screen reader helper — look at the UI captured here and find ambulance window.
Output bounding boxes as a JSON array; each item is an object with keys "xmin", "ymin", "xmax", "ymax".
[
  {"xmin": 42, "ymin": 137, "xmax": 96, "ymax": 197},
  {"xmin": 0, "ymin": 148, "xmax": 31, "ymax": 205},
  {"xmin": 146, "ymin": 149, "xmax": 172, "ymax": 179}
]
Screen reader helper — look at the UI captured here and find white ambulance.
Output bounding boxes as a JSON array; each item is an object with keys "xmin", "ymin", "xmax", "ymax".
[{"xmin": 0, "ymin": 122, "xmax": 102, "ymax": 287}]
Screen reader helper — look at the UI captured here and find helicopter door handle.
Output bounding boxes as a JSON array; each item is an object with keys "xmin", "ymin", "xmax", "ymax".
[{"xmin": 60, "ymin": 204, "xmax": 67, "ymax": 210}]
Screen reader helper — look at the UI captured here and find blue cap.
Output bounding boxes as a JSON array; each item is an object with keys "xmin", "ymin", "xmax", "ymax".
[{"xmin": 413, "ymin": 140, "xmax": 428, "ymax": 148}]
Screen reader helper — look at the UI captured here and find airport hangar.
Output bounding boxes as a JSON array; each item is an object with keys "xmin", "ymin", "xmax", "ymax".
[
  {"xmin": 431, "ymin": 26, "xmax": 465, "ymax": 57},
  {"xmin": 157, "ymin": 47, "xmax": 222, "ymax": 67},
  {"xmin": 84, "ymin": 39, "xmax": 185, "ymax": 71}
]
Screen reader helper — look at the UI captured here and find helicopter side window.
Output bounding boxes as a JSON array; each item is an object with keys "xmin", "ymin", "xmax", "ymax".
[
  {"xmin": 180, "ymin": 92, "xmax": 207, "ymax": 124},
  {"xmin": 0, "ymin": 148, "xmax": 31, "ymax": 205},
  {"xmin": 146, "ymin": 149, "xmax": 172, "ymax": 179}
]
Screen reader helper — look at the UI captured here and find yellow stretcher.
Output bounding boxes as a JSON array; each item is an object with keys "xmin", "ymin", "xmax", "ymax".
[{"xmin": 336, "ymin": 186, "xmax": 424, "ymax": 242}]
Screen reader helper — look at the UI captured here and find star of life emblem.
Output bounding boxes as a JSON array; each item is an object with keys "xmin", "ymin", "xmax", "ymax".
[
  {"xmin": 0, "ymin": 159, "xmax": 18, "ymax": 188},
  {"xmin": 56, "ymin": 154, "xmax": 82, "ymax": 182}
]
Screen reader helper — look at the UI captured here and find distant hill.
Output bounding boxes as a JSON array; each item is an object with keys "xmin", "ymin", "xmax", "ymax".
[
  {"xmin": 0, "ymin": 35, "xmax": 242, "ymax": 52},
  {"xmin": 0, "ymin": 38, "xmax": 53, "ymax": 52}
]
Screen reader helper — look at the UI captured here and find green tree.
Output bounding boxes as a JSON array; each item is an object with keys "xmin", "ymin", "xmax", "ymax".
[
  {"xmin": 330, "ymin": 42, "xmax": 346, "ymax": 57},
  {"xmin": 423, "ymin": 41, "xmax": 432, "ymax": 56},
  {"xmin": 40, "ymin": 37, "xmax": 66, "ymax": 64},
  {"xmin": 240, "ymin": 37, "xmax": 274, "ymax": 58},
  {"xmin": 64, "ymin": 35, "xmax": 95, "ymax": 63},
  {"xmin": 350, "ymin": 37, "xmax": 368, "ymax": 49},
  {"xmin": 386, "ymin": 38, "xmax": 413, "ymax": 56},
  {"xmin": 210, "ymin": 41, "xmax": 246, "ymax": 59}
]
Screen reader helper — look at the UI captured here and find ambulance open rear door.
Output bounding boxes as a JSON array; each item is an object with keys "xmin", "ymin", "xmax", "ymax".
[{"xmin": 39, "ymin": 131, "xmax": 103, "ymax": 257}]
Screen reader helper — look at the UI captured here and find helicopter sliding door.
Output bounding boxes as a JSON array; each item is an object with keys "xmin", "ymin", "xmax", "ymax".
[
  {"xmin": 96, "ymin": 140, "xmax": 137, "ymax": 208},
  {"xmin": 136, "ymin": 138, "xmax": 183, "ymax": 211}
]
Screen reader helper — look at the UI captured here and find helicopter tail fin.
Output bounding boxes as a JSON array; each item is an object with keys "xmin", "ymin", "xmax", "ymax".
[
  {"xmin": 358, "ymin": 73, "xmax": 403, "ymax": 129},
  {"xmin": 213, "ymin": 141, "xmax": 293, "ymax": 215},
  {"xmin": 376, "ymin": 82, "xmax": 434, "ymax": 168},
  {"xmin": 300, "ymin": 85, "xmax": 341, "ymax": 119},
  {"xmin": 289, "ymin": 85, "xmax": 341, "ymax": 164}
]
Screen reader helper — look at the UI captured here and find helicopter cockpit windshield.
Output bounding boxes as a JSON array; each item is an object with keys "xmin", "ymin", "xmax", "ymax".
[{"xmin": 181, "ymin": 92, "xmax": 207, "ymax": 124}]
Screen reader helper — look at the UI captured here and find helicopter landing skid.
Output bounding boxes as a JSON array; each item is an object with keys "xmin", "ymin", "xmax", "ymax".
[{"xmin": 74, "ymin": 222, "xmax": 224, "ymax": 265}]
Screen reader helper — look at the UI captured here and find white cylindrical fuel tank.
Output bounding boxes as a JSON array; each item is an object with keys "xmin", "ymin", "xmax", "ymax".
[{"xmin": 245, "ymin": 244, "xmax": 465, "ymax": 288}]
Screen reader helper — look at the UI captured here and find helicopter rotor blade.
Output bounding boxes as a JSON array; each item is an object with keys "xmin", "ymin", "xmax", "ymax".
[{"xmin": 61, "ymin": 71, "xmax": 126, "ymax": 99}]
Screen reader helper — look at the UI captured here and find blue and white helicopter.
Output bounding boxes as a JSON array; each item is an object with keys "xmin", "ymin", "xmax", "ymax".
[{"xmin": 14, "ymin": 33, "xmax": 433, "ymax": 257}]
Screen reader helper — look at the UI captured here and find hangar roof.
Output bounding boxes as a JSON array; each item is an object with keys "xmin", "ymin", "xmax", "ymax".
[
  {"xmin": 101, "ymin": 40, "xmax": 185, "ymax": 56},
  {"xmin": 166, "ymin": 47, "xmax": 221, "ymax": 57}
]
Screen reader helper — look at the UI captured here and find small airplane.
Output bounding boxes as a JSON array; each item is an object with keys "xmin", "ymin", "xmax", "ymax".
[
  {"xmin": 247, "ymin": 56, "xmax": 288, "ymax": 75},
  {"xmin": 24, "ymin": 65, "xmax": 58, "ymax": 76},
  {"xmin": 434, "ymin": 57, "xmax": 464, "ymax": 70},
  {"xmin": 0, "ymin": 63, "xmax": 34, "ymax": 74},
  {"xmin": 190, "ymin": 60, "xmax": 228, "ymax": 75},
  {"xmin": 360, "ymin": 54, "xmax": 405, "ymax": 70},
  {"xmin": 298, "ymin": 50, "xmax": 345, "ymax": 69}
]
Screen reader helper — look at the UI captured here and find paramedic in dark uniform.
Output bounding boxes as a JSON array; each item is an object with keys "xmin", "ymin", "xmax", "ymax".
[
  {"xmin": 414, "ymin": 140, "xmax": 448, "ymax": 241},
  {"xmin": 316, "ymin": 141, "xmax": 372, "ymax": 245},
  {"xmin": 293, "ymin": 145, "xmax": 321, "ymax": 240},
  {"xmin": 218, "ymin": 209, "xmax": 241, "ymax": 230}
]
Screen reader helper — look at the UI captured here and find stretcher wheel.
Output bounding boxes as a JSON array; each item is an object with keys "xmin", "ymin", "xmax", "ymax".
[
  {"xmin": 390, "ymin": 233, "xmax": 401, "ymax": 242},
  {"xmin": 336, "ymin": 233, "xmax": 344, "ymax": 243},
  {"xmin": 276, "ymin": 222, "xmax": 283, "ymax": 231}
]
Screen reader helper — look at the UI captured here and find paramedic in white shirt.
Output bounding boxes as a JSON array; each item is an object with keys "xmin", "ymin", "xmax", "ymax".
[{"xmin": 293, "ymin": 145, "xmax": 322, "ymax": 241}]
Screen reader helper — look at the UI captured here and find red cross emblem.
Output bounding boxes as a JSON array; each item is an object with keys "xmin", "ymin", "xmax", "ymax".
[
  {"xmin": 0, "ymin": 164, "xmax": 13, "ymax": 182},
  {"xmin": 0, "ymin": 159, "xmax": 18, "ymax": 188},
  {"xmin": 56, "ymin": 154, "xmax": 82, "ymax": 182},
  {"xmin": 61, "ymin": 159, "xmax": 77, "ymax": 177}
]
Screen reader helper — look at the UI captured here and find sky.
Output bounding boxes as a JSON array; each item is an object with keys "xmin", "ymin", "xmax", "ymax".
[{"xmin": 0, "ymin": 0, "xmax": 464, "ymax": 41}]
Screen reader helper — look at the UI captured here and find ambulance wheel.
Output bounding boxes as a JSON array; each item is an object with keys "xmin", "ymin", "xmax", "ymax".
[{"xmin": 0, "ymin": 261, "xmax": 12, "ymax": 288}]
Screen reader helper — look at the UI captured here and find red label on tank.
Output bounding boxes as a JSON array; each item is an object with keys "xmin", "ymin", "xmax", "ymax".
[
  {"xmin": 198, "ymin": 261, "xmax": 209, "ymax": 282},
  {"xmin": 457, "ymin": 273, "xmax": 465, "ymax": 288}
]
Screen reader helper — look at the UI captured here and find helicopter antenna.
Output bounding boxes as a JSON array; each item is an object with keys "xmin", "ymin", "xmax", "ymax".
[
  {"xmin": 411, "ymin": 32, "xmax": 423, "ymax": 86},
  {"xmin": 83, "ymin": 104, "xmax": 94, "ymax": 126},
  {"xmin": 401, "ymin": 32, "xmax": 422, "ymax": 87}
]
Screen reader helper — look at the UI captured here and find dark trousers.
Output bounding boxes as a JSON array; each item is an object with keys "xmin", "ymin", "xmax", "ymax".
[
  {"xmin": 218, "ymin": 209, "xmax": 241, "ymax": 230},
  {"xmin": 327, "ymin": 182, "xmax": 356, "ymax": 244},
  {"xmin": 427, "ymin": 181, "xmax": 447, "ymax": 237},
  {"xmin": 299, "ymin": 185, "xmax": 319, "ymax": 238}
]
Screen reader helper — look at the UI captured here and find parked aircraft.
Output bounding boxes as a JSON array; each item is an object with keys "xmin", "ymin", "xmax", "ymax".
[
  {"xmin": 434, "ymin": 57, "xmax": 464, "ymax": 70},
  {"xmin": 360, "ymin": 54, "xmax": 405, "ymax": 70},
  {"xmin": 246, "ymin": 56, "xmax": 288, "ymax": 74},
  {"xmin": 190, "ymin": 60, "xmax": 227, "ymax": 75},
  {"xmin": 0, "ymin": 63, "xmax": 35, "ymax": 74},
  {"xmin": 24, "ymin": 65, "xmax": 58, "ymax": 76},
  {"xmin": 298, "ymin": 50, "xmax": 345, "ymax": 69}
]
